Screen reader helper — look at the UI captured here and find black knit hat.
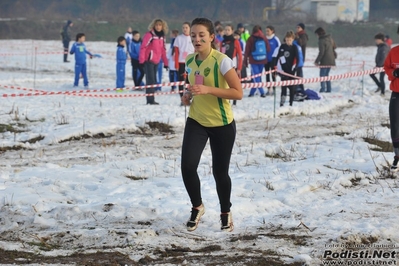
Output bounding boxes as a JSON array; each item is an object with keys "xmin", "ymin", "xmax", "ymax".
[
  {"xmin": 117, "ymin": 36, "xmax": 126, "ymax": 43},
  {"xmin": 297, "ymin": 23, "xmax": 305, "ymax": 30}
]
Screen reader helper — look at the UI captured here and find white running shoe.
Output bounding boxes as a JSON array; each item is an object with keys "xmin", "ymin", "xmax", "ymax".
[
  {"xmin": 186, "ymin": 204, "xmax": 205, "ymax": 231},
  {"xmin": 220, "ymin": 212, "xmax": 234, "ymax": 232},
  {"xmin": 391, "ymin": 156, "xmax": 399, "ymax": 172}
]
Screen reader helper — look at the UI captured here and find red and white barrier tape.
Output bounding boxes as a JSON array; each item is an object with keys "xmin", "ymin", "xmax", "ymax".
[
  {"xmin": 241, "ymin": 67, "xmax": 384, "ymax": 89},
  {"xmin": 0, "ymin": 67, "xmax": 384, "ymax": 98},
  {"xmin": 303, "ymin": 64, "xmax": 365, "ymax": 68},
  {"xmin": 0, "ymin": 85, "xmax": 47, "ymax": 93},
  {"xmin": 241, "ymin": 69, "xmax": 275, "ymax": 81},
  {"xmin": 0, "ymin": 51, "xmax": 66, "ymax": 56},
  {"xmin": 0, "ymin": 70, "xmax": 274, "ymax": 95}
]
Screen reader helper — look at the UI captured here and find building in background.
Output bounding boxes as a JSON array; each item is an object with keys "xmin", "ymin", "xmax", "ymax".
[
  {"xmin": 263, "ymin": 0, "xmax": 369, "ymax": 23},
  {"xmin": 311, "ymin": 0, "xmax": 369, "ymax": 23}
]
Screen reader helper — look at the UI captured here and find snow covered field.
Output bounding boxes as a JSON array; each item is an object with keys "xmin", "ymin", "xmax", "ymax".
[{"xmin": 0, "ymin": 40, "xmax": 398, "ymax": 265}]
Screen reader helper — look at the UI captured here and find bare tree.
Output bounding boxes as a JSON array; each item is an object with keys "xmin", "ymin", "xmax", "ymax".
[{"xmin": 274, "ymin": 0, "xmax": 307, "ymax": 16}]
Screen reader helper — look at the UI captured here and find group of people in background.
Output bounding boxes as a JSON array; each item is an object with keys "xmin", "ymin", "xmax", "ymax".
[{"xmin": 60, "ymin": 18, "xmax": 393, "ymax": 107}]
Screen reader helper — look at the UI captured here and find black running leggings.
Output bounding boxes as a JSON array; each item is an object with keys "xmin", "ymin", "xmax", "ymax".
[
  {"xmin": 389, "ymin": 92, "xmax": 399, "ymax": 151},
  {"xmin": 181, "ymin": 117, "xmax": 236, "ymax": 213}
]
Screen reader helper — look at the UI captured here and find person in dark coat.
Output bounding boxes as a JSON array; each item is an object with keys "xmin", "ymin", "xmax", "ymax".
[
  {"xmin": 61, "ymin": 20, "xmax": 73, "ymax": 62},
  {"xmin": 273, "ymin": 31, "xmax": 299, "ymax": 107},
  {"xmin": 295, "ymin": 23, "xmax": 308, "ymax": 93},
  {"xmin": 314, "ymin": 27, "xmax": 336, "ymax": 93},
  {"xmin": 295, "ymin": 23, "xmax": 308, "ymax": 61},
  {"xmin": 371, "ymin": 33, "xmax": 390, "ymax": 95}
]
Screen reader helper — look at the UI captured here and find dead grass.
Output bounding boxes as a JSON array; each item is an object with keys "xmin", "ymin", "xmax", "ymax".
[{"xmin": 363, "ymin": 137, "xmax": 392, "ymax": 153}]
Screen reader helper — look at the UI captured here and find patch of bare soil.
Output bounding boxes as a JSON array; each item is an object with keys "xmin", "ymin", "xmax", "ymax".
[{"xmin": 0, "ymin": 241, "xmax": 304, "ymax": 265}]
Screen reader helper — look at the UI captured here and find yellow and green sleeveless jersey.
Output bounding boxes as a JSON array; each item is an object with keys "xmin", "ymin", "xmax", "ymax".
[{"xmin": 185, "ymin": 49, "xmax": 234, "ymax": 127}]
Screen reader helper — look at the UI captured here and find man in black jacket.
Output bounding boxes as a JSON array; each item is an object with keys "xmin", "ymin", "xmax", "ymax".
[
  {"xmin": 371, "ymin": 33, "xmax": 390, "ymax": 95},
  {"xmin": 295, "ymin": 23, "xmax": 308, "ymax": 93},
  {"xmin": 61, "ymin": 20, "xmax": 73, "ymax": 62}
]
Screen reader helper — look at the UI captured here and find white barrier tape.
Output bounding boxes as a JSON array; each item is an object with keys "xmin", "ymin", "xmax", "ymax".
[{"xmin": 0, "ymin": 67, "xmax": 384, "ymax": 98}]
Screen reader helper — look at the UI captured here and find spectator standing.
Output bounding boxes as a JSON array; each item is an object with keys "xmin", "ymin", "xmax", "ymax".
[
  {"xmin": 314, "ymin": 27, "xmax": 336, "ymax": 93},
  {"xmin": 129, "ymin": 30, "xmax": 145, "ymax": 87},
  {"xmin": 214, "ymin": 26, "xmax": 224, "ymax": 50},
  {"xmin": 295, "ymin": 23, "xmax": 308, "ymax": 93},
  {"xmin": 244, "ymin": 25, "xmax": 271, "ymax": 97},
  {"xmin": 216, "ymin": 26, "xmax": 224, "ymax": 43},
  {"xmin": 221, "ymin": 25, "xmax": 243, "ymax": 105},
  {"xmin": 265, "ymin": 25, "xmax": 281, "ymax": 96},
  {"xmin": 139, "ymin": 18, "xmax": 169, "ymax": 105},
  {"xmin": 295, "ymin": 23, "xmax": 308, "ymax": 60},
  {"xmin": 220, "ymin": 25, "xmax": 242, "ymax": 78},
  {"xmin": 61, "ymin": 20, "xmax": 73, "ymax": 62},
  {"xmin": 124, "ymin": 27, "xmax": 133, "ymax": 52},
  {"xmin": 116, "ymin": 36, "xmax": 127, "ymax": 89},
  {"xmin": 371, "ymin": 33, "xmax": 390, "ymax": 95},
  {"xmin": 237, "ymin": 23, "xmax": 250, "ymax": 42},
  {"xmin": 385, "ymin": 35, "xmax": 393, "ymax": 49},
  {"xmin": 174, "ymin": 22, "xmax": 195, "ymax": 99},
  {"xmin": 168, "ymin": 29, "xmax": 179, "ymax": 91},
  {"xmin": 273, "ymin": 31, "xmax": 299, "ymax": 107},
  {"xmin": 70, "ymin": 33, "xmax": 93, "ymax": 88},
  {"xmin": 384, "ymin": 26, "xmax": 399, "ymax": 171},
  {"xmin": 234, "ymin": 30, "xmax": 248, "ymax": 86}
]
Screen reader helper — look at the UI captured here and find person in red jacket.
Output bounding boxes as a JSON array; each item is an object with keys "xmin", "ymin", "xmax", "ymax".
[
  {"xmin": 221, "ymin": 24, "xmax": 243, "ymax": 105},
  {"xmin": 244, "ymin": 25, "xmax": 271, "ymax": 97},
  {"xmin": 220, "ymin": 25, "xmax": 243, "ymax": 77},
  {"xmin": 384, "ymin": 26, "xmax": 399, "ymax": 171},
  {"xmin": 139, "ymin": 18, "xmax": 169, "ymax": 105},
  {"xmin": 385, "ymin": 35, "xmax": 393, "ymax": 49}
]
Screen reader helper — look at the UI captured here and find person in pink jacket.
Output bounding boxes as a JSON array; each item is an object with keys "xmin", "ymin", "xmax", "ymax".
[{"xmin": 139, "ymin": 18, "xmax": 169, "ymax": 105}]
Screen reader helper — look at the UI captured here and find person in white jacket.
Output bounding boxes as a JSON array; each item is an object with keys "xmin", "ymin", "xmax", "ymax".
[
  {"xmin": 173, "ymin": 22, "xmax": 194, "ymax": 99},
  {"xmin": 168, "ymin": 29, "xmax": 179, "ymax": 91}
]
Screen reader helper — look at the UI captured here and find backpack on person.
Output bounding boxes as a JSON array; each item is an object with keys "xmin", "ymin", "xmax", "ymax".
[
  {"xmin": 251, "ymin": 37, "xmax": 267, "ymax": 61},
  {"xmin": 293, "ymin": 40, "xmax": 304, "ymax": 68}
]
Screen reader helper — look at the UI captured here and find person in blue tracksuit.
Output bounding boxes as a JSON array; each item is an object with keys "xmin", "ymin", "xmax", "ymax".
[
  {"xmin": 128, "ymin": 31, "xmax": 145, "ymax": 87},
  {"xmin": 156, "ymin": 59, "xmax": 164, "ymax": 91},
  {"xmin": 264, "ymin": 25, "xmax": 281, "ymax": 96},
  {"xmin": 116, "ymin": 36, "xmax": 127, "ymax": 88},
  {"xmin": 70, "ymin": 33, "xmax": 93, "ymax": 88}
]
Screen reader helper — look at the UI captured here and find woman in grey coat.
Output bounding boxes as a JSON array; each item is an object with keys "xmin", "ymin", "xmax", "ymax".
[{"xmin": 314, "ymin": 27, "xmax": 336, "ymax": 93}]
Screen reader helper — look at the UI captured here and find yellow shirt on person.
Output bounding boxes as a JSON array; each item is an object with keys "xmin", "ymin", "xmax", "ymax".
[{"xmin": 185, "ymin": 49, "xmax": 235, "ymax": 127}]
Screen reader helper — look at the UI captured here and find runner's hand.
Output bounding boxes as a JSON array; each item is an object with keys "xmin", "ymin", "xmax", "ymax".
[{"xmin": 189, "ymin": 84, "xmax": 209, "ymax": 95}]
